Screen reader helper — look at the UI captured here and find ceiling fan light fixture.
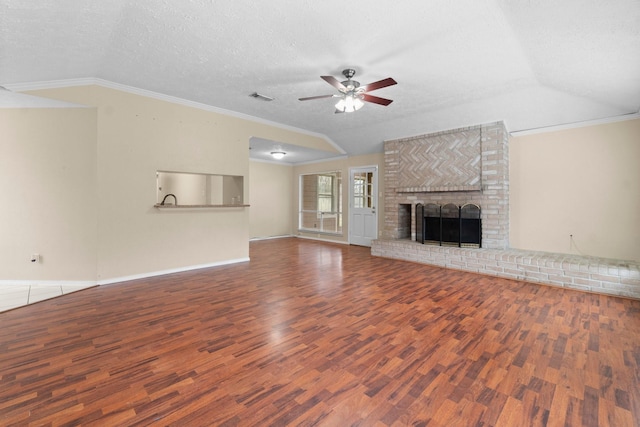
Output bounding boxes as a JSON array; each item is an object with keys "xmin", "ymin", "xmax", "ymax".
[
  {"xmin": 270, "ymin": 151, "xmax": 286, "ymax": 160},
  {"xmin": 335, "ymin": 94, "xmax": 364, "ymax": 113},
  {"xmin": 301, "ymin": 68, "xmax": 396, "ymax": 113},
  {"xmin": 353, "ymin": 95, "xmax": 364, "ymax": 111}
]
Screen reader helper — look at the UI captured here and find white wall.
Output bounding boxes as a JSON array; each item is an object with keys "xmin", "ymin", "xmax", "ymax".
[{"xmin": 510, "ymin": 118, "xmax": 640, "ymax": 261}]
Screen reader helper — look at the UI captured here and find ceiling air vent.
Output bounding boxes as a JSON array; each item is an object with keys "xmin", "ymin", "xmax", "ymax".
[{"xmin": 249, "ymin": 92, "xmax": 274, "ymax": 101}]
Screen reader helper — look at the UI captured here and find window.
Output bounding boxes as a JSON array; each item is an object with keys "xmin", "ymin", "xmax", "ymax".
[
  {"xmin": 317, "ymin": 175, "xmax": 334, "ymax": 215},
  {"xmin": 299, "ymin": 171, "xmax": 342, "ymax": 234}
]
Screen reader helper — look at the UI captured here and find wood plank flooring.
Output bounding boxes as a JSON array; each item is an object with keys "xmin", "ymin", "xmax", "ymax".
[{"xmin": 1, "ymin": 238, "xmax": 639, "ymax": 426}]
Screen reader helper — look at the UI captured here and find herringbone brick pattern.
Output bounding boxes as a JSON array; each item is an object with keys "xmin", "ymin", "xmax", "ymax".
[{"xmin": 397, "ymin": 129, "xmax": 481, "ymax": 192}]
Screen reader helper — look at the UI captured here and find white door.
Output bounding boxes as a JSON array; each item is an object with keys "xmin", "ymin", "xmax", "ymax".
[{"xmin": 349, "ymin": 166, "xmax": 378, "ymax": 247}]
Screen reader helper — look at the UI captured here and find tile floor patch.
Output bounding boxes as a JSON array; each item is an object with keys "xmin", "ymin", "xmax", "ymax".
[{"xmin": 0, "ymin": 284, "xmax": 94, "ymax": 312}]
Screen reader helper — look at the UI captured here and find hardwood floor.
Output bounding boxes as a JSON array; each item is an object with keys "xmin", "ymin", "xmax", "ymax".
[{"xmin": 1, "ymin": 238, "xmax": 639, "ymax": 426}]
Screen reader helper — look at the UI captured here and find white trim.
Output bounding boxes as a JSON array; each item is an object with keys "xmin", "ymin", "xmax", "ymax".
[
  {"xmin": 249, "ymin": 157, "xmax": 295, "ymax": 166},
  {"xmin": 249, "ymin": 155, "xmax": 347, "ymax": 166},
  {"xmin": 509, "ymin": 112, "xmax": 640, "ymax": 136},
  {"xmin": 4, "ymin": 78, "xmax": 344, "ymax": 153},
  {"xmin": 349, "ymin": 164, "xmax": 379, "ymax": 171},
  {"xmin": 0, "ymin": 257, "xmax": 251, "ymax": 287},
  {"xmin": 97, "ymin": 257, "xmax": 250, "ymax": 285},
  {"xmin": 294, "ymin": 155, "xmax": 349, "ymax": 166},
  {"xmin": 4, "ymin": 78, "xmax": 97, "ymax": 92},
  {"xmin": 0, "ymin": 279, "xmax": 96, "ymax": 287},
  {"xmin": 295, "ymin": 235, "xmax": 349, "ymax": 245},
  {"xmin": 250, "ymin": 235, "xmax": 294, "ymax": 241}
]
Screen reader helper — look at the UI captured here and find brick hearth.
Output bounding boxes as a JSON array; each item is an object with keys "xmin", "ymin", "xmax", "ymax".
[
  {"xmin": 373, "ymin": 122, "xmax": 640, "ymax": 299},
  {"xmin": 372, "ymin": 239, "xmax": 640, "ymax": 299}
]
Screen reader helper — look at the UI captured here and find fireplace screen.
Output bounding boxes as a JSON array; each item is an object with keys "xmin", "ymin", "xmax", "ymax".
[
  {"xmin": 416, "ymin": 204, "xmax": 424, "ymax": 244},
  {"xmin": 415, "ymin": 203, "xmax": 481, "ymax": 248},
  {"xmin": 441, "ymin": 203, "xmax": 460, "ymax": 246},
  {"xmin": 416, "ymin": 203, "xmax": 441, "ymax": 244},
  {"xmin": 424, "ymin": 204, "xmax": 441, "ymax": 244},
  {"xmin": 460, "ymin": 203, "xmax": 481, "ymax": 248}
]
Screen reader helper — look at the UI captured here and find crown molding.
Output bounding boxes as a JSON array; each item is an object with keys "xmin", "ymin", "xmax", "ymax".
[
  {"xmin": 249, "ymin": 157, "xmax": 294, "ymax": 166},
  {"xmin": 294, "ymin": 154, "xmax": 348, "ymax": 166},
  {"xmin": 249, "ymin": 154, "xmax": 347, "ymax": 166},
  {"xmin": 4, "ymin": 78, "xmax": 345, "ymax": 154},
  {"xmin": 509, "ymin": 112, "xmax": 640, "ymax": 137},
  {"xmin": 4, "ymin": 78, "xmax": 97, "ymax": 92}
]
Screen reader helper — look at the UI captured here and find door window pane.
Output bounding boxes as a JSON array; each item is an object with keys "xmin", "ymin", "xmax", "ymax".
[{"xmin": 352, "ymin": 172, "xmax": 373, "ymax": 208}]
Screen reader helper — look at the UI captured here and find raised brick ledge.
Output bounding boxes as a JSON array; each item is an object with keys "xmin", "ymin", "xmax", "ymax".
[{"xmin": 371, "ymin": 239, "xmax": 640, "ymax": 300}]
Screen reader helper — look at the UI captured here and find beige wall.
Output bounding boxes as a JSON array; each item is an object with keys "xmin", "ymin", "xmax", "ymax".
[
  {"xmin": 293, "ymin": 153, "xmax": 384, "ymax": 244},
  {"xmin": 4, "ymin": 82, "xmax": 636, "ymax": 285},
  {"xmin": 2, "ymin": 84, "xmax": 335, "ymax": 283},
  {"xmin": 0, "ymin": 108, "xmax": 98, "ymax": 281},
  {"xmin": 510, "ymin": 118, "xmax": 640, "ymax": 261},
  {"xmin": 249, "ymin": 160, "xmax": 293, "ymax": 239},
  {"xmin": 40, "ymin": 85, "xmax": 253, "ymax": 280}
]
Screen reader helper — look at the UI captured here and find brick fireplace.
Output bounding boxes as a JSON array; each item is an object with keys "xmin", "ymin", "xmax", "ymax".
[
  {"xmin": 372, "ymin": 122, "xmax": 640, "ymax": 299},
  {"xmin": 382, "ymin": 122, "xmax": 508, "ymax": 247}
]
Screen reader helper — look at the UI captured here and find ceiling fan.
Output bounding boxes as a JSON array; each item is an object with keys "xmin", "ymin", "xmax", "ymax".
[{"xmin": 299, "ymin": 69, "xmax": 397, "ymax": 113}]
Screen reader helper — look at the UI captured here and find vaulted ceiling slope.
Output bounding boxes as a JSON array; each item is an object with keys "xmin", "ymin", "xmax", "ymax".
[{"xmin": 1, "ymin": 0, "xmax": 639, "ymax": 157}]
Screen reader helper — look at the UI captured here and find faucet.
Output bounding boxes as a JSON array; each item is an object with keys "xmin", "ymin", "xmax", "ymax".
[{"xmin": 161, "ymin": 193, "xmax": 177, "ymax": 205}]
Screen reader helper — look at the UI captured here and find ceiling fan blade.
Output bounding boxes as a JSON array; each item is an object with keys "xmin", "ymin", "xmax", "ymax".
[
  {"xmin": 299, "ymin": 94, "xmax": 336, "ymax": 101},
  {"xmin": 361, "ymin": 77, "xmax": 397, "ymax": 93},
  {"xmin": 362, "ymin": 93, "xmax": 393, "ymax": 106},
  {"xmin": 321, "ymin": 75, "xmax": 347, "ymax": 91}
]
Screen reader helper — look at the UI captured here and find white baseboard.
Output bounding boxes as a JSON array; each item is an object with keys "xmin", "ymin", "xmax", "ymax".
[
  {"xmin": 250, "ymin": 234, "xmax": 294, "ymax": 241},
  {"xmin": 0, "ymin": 258, "xmax": 251, "ymax": 287},
  {"xmin": 97, "ymin": 257, "xmax": 250, "ymax": 285},
  {"xmin": 0, "ymin": 279, "xmax": 97, "ymax": 287},
  {"xmin": 295, "ymin": 235, "xmax": 350, "ymax": 245}
]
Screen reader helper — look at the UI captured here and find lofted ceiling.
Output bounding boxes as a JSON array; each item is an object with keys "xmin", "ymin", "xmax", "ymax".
[{"xmin": 1, "ymin": 0, "xmax": 639, "ymax": 163}]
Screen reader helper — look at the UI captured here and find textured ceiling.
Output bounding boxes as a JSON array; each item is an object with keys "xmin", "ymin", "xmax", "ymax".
[{"xmin": 1, "ymin": 0, "xmax": 639, "ymax": 161}]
